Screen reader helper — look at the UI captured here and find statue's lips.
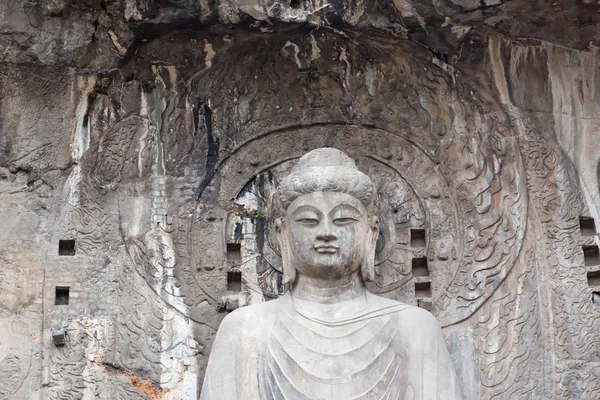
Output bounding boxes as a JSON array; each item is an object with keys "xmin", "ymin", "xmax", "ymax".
[{"xmin": 314, "ymin": 245, "xmax": 339, "ymax": 254}]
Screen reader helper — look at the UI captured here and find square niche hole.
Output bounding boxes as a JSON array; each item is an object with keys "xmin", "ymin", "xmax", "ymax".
[
  {"xmin": 583, "ymin": 245, "xmax": 600, "ymax": 267},
  {"xmin": 593, "ymin": 292, "xmax": 600, "ymax": 306},
  {"xmin": 410, "ymin": 229, "xmax": 426, "ymax": 248},
  {"xmin": 58, "ymin": 240, "xmax": 76, "ymax": 256},
  {"xmin": 226, "ymin": 243, "xmax": 241, "ymax": 262},
  {"xmin": 579, "ymin": 217, "xmax": 596, "ymax": 236},
  {"xmin": 415, "ymin": 281, "xmax": 432, "ymax": 298},
  {"xmin": 412, "ymin": 257, "xmax": 430, "ymax": 277},
  {"xmin": 588, "ymin": 270, "xmax": 600, "ymax": 287},
  {"xmin": 55, "ymin": 287, "xmax": 70, "ymax": 305},
  {"xmin": 227, "ymin": 271, "xmax": 242, "ymax": 292}
]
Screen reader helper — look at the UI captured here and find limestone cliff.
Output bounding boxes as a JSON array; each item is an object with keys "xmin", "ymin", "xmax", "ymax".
[{"xmin": 1, "ymin": 1, "xmax": 599, "ymax": 399}]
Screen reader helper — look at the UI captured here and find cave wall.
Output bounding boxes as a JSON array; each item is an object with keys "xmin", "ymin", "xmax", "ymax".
[{"xmin": 1, "ymin": 1, "xmax": 600, "ymax": 399}]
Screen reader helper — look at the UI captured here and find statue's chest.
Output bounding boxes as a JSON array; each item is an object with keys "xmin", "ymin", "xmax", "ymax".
[{"xmin": 259, "ymin": 311, "xmax": 409, "ymax": 400}]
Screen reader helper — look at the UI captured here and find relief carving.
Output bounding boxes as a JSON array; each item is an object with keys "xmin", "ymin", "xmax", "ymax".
[
  {"xmin": 201, "ymin": 148, "xmax": 463, "ymax": 399},
  {"xmin": 9, "ymin": 26, "xmax": 596, "ymax": 400}
]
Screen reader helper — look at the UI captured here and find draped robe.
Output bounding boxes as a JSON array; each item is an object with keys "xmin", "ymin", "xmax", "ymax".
[{"xmin": 200, "ymin": 292, "xmax": 463, "ymax": 400}]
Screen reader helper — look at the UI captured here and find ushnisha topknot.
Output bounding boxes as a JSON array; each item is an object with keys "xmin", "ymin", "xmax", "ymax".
[{"xmin": 276, "ymin": 148, "xmax": 375, "ymax": 211}]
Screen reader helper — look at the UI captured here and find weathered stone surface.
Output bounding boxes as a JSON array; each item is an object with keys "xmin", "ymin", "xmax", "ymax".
[
  {"xmin": 1, "ymin": 0, "xmax": 599, "ymax": 68},
  {"xmin": 1, "ymin": 1, "xmax": 600, "ymax": 399},
  {"xmin": 201, "ymin": 148, "xmax": 462, "ymax": 399}
]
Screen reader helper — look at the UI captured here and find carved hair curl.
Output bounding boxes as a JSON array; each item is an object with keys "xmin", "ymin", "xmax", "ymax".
[{"xmin": 274, "ymin": 148, "xmax": 375, "ymax": 213}]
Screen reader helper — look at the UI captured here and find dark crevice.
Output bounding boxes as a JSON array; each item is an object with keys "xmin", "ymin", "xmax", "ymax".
[
  {"xmin": 91, "ymin": 20, "xmax": 100, "ymax": 42},
  {"xmin": 233, "ymin": 223, "xmax": 243, "ymax": 241},
  {"xmin": 431, "ymin": 49, "xmax": 450, "ymax": 64},
  {"xmin": 8, "ymin": 165, "xmax": 32, "ymax": 174},
  {"xmin": 82, "ymin": 92, "xmax": 97, "ymax": 131},
  {"xmin": 195, "ymin": 104, "xmax": 219, "ymax": 201},
  {"xmin": 297, "ymin": 66, "xmax": 317, "ymax": 73},
  {"xmin": 255, "ymin": 173, "xmax": 266, "ymax": 254},
  {"xmin": 96, "ymin": 360, "xmax": 126, "ymax": 374}
]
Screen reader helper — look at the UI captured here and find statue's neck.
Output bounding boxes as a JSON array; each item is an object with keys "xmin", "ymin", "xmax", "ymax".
[{"xmin": 291, "ymin": 270, "xmax": 366, "ymax": 304}]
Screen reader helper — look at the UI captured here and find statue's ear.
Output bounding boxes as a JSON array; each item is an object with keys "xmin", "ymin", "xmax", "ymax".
[
  {"xmin": 361, "ymin": 216, "xmax": 379, "ymax": 282},
  {"xmin": 275, "ymin": 218, "xmax": 296, "ymax": 285}
]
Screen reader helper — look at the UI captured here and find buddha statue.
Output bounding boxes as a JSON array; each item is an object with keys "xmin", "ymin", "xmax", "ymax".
[{"xmin": 200, "ymin": 148, "xmax": 463, "ymax": 400}]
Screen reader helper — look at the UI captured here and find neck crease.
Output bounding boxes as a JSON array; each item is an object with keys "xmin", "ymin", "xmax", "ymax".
[{"xmin": 291, "ymin": 271, "xmax": 366, "ymax": 304}]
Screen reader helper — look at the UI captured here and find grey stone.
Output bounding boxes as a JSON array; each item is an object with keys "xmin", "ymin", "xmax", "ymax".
[
  {"xmin": 1, "ymin": 1, "xmax": 600, "ymax": 399},
  {"xmin": 201, "ymin": 148, "xmax": 463, "ymax": 399}
]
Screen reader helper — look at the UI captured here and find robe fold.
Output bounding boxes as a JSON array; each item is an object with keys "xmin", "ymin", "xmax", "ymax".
[{"xmin": 200, "ymin": 293, "xmax": 463, "ymax": 400}]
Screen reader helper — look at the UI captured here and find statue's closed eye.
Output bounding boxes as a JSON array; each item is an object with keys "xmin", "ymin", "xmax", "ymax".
[
  {"xmin": 333, "ymin": 217, "xmax": 358, "ymax": 225},
  {"xmin": 295, "ymin": 217, "xmax": 320, "ymax": 225},
  {"xmin": 330, "ymin": 205, "xmax": 362, "ymax": 225}
]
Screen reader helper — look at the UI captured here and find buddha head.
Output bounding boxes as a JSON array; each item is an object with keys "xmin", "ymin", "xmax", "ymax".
[{"xmin": 274, "ymin": 148, "xmax": 379, "ymax": 285}]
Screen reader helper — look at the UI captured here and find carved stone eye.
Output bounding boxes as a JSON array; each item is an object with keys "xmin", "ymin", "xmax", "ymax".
[
  {"xmin": 333, "ymin": 217, "xmax": 357, "ymax": 225},
  {"xmin": 296, "ymin": 218, "xmax": 319, "ymax": 225}
]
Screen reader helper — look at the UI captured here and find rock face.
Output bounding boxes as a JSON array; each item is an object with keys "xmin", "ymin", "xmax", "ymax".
[{"xmin": 0, "ymin": 1, "xmax": 599, "ymax": 399}]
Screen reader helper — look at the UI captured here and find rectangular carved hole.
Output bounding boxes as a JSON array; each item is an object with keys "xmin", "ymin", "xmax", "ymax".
[
  {"xmin": 227, "ymin": 271, "xmax": 242, "ymax": 292},
  {"xmin": 226, "ymin": 243, "xmax": 241, "ymax": 262},
  {"xmin": 588, "ymin": 270, "xmax": 600, "ymax": 287},
  {"xmin": 583, "ymin": 245, "xmax": 600, "ymax": 266},
  {"xmin": 410, "ymin": 229, "xmax": 426, "ymax": 247},
  {"xmin": 52, "ymin": 330, "xmax": 67, "ymax": 346},
  {"xmin": 58, "ymin": 240, "xmax": 76, "ymax": 256},
  {"xmin": 415, "ymin": 281, "xmax": 431, "ymax": 298},
  {"xmin": 55, "ymin": 287, "xmax": 70, "ymax": 305},
  {"xmin": 593, "ymin": 292, "xmax": 600, "ymax": 306},
  {"xmin": 412, "ymin": 257, "xmax": 430, "ymax": 277},
  {"xmin": 579, "ymin": 217, "xmax": 596, "ymax": 236}
]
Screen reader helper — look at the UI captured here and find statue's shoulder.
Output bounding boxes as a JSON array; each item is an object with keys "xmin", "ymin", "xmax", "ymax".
[
  {"xmin": 398, "ymin": 305, "xmax": 442, "ymax": 329},
  {"xmin": 217, "ymin": 298, "xmax": 284, "ymax": 336},
  {"xmin": 367, "ymin": 293, "xmax": 442, "ymax": 331},
  {"xmin": 391, "ymin": 302, "xmax": 445, "ymax": 344}
]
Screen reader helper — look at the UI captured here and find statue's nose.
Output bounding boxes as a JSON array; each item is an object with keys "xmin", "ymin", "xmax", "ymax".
[
  {"xmin": 316, "ymin": 220, "xmax": 338, "ymax": 241},
  {"xmin": 317, "ymin": 231, "xmax": 338, "ymax": 241}
]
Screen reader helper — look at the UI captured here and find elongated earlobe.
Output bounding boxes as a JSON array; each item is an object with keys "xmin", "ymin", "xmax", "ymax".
[
  {"xmin": 281, "ymin": 246, "xmax": 297, "ymax": 285},
  {"xmin": 361, "ymin": 247, "xmax": 375, "ymax": 282},
  {"xmin": 361, "ymin": 216, "xmax": 379, "ymax": 282},
  {"xmin": 276, "ymin": 218, "xmax": 296, "ymax": 285}
]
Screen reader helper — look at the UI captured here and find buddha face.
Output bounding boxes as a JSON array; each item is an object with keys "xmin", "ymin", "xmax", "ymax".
[{"xmin": 277, "ymin": 191, "xmax": 378, "ymax": 280}]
